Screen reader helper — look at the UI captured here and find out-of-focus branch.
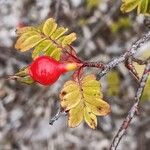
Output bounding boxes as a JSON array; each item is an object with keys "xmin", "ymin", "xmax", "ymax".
[
  {"xmin": 54, "ymin": 0, "xmax": 61, "ymax": 20},
  {"xmin": 109, "ymin": 61, "xmax": 150, "ymax": 150},
  {"xmin": 97, "ymin": 31, "xmax": 150, "ymax": 79},
  {"xmin": 78, "ymin": 1, "xmax": 121, "ymax": 52}
]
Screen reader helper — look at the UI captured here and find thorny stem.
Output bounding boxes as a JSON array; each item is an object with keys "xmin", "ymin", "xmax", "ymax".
[{"xmin": 109, "ymin": 61, "xmax": 150, "ymax": 150}]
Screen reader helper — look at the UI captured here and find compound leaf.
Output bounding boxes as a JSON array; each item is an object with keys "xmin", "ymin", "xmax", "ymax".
[
  {"xmin": 15, "ymin": 18, "xmax": 77, "ymax": 60},
  {"xmin": 60, "ymin": 74, "xmax": 110, "ymax": 129}
]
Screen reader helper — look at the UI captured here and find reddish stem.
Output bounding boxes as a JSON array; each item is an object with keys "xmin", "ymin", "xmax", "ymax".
[{"xmin": 82, "ymin": 61, "xmax": 105, "ymax": 69}]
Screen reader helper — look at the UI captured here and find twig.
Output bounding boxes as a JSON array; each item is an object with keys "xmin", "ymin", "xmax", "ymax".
[
  {"xmin": 49, "ymin": 108, "xmax": 66, "ymax": 125},
  {"xmin": 97, "ymin": 53, "xmax": 128, "ymax": 80},
  {"xmin": 83, "ymin": 61, "xmax": 105, "ymax": 69},
  {"xmin": 97, "ymin": 31, "xmax": 150, "ymax": 79},
  {"xmin": 109, "ymin": 61, "xmax": 150, "ymax": 150}
]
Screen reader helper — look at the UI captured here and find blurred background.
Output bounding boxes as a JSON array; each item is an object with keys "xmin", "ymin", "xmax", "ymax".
[{"xmin": 0, "ymin": 0, "xmax": 150, "ymax": 150}]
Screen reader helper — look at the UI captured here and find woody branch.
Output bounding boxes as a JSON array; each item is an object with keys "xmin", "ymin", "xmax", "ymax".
[{"xmin": 109, "ymin": 61, "xmax": 150, "ymax": 150}]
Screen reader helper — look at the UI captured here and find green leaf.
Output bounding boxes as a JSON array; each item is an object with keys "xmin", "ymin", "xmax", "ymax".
[
  {"xmin": 49, "ymin": 48, "xmax": 61, "ymax": 61},
  {"xmin": 17, "ymin": 76, "xmax": 34, "ymax": 84},
  {"xmin": 13, "ymin": 67, "xmax": 34, "ymax": 85},
  {"xmin": 138, "ymin": 0, "xmax": 148, "ymax": 14},
  {"xmin": 32, "ymin": 40, "xmax": 52, "ymax": 59}
]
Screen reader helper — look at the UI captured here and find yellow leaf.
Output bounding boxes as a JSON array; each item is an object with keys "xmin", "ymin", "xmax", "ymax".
[
  {"xmin": 16, "ymin": 27, "xmax": 36, "ymax": 35},
  {"xmin": 62, "ymin": 33, "xmax": 77, "ymax": 46},
  {"xmin": 15, "ymin": 18, "xmax": 77, "ymax": 60},
  {"xmin": 19, "ymin": 35, "xmax": 44, "ymax": 52},
  {"xmin": 51, "ymin": 27, "xmax": 68, "ymax": 40},
  {"xmin": 43, "ymin": 18, "xmax": 57, "ymax": 36},
  {"xmin": 60, "ymin": 74, "xmax": 110, "ymax": 129},
  {"xmin": 15, "ymin": 31, "xmax": 39, "ymax": 50},
  {"xmin": 60, "ymin": 81, "xmax": 82, "ymax": 110},
  {"xmin": 68, "ymin": 101, "xmax": 84, "ymax": 128},
  {"xmin": 82, "ymin": 87, "xmax": 101, "ymax": 97},
  {"xmin": 84, "ymin": 107, "xmax": 97, "ymax": 129},
  {"xmin": 85, "ymin": 100, "xmax": 110, "ymax": 116}
]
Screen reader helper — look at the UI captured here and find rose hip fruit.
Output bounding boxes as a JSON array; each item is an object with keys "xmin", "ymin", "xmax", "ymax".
[{"xmin": 28, "ymin": 56, "xmax": 77, "ymax": 85}]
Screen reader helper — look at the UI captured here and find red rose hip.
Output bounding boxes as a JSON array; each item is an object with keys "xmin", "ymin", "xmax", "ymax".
[{"xmin": 28, "ymin": 56, "xmax": 77, "ymax": 85}]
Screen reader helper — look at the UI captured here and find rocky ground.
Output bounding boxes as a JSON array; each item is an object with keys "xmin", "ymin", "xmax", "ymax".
[{"xmin": 0, "ymin": 0, "xmax": 150, "ymax": 150}]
